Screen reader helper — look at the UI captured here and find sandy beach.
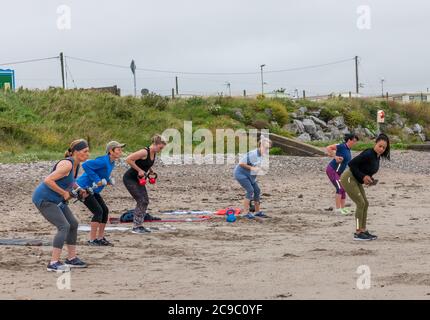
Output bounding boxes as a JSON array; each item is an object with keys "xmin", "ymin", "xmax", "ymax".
[{"xmin": 0, "ymin": 150, "xmax": 429, "ymax": 300}]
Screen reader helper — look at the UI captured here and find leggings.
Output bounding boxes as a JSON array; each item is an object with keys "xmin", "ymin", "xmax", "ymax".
[
  {"xmin": 36, "ymin": 201, "xmax": 79, "ymax": 249},
  {"xmin": 236, "ymin": 177, "xmax": 261, "ymax": 202},
  {"xmin": 83, "ymin": 193, "xmax": 109, "ymax": 224},
  {"xmin": 340, "ymin": 169, "xmax": 369, "ymax": 230},
  {"xmin": 123, "ymin": 174, "xmax": 149, "ymax": 227},
  {"xmin": 326, "ymin": 165, "xmax": 346, "ymax": 199}
]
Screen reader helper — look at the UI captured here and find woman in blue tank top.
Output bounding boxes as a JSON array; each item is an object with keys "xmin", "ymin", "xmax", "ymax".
[{"xmin": 32, "ymin": 139, "xmax": 90, "ymax": 272}]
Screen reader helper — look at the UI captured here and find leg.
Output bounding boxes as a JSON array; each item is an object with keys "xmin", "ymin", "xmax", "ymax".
[
  {"xmin": 327, "ymin": 166, "xmax": 343, "ymax": 209},
  {"xmin": 236, "ymin": 178, "xmax": 254, "ymax": 213},
  {"xmin": 37, "ymin": 201, "xmax": 71, "ymax": 262},
  {"xmin": 124, "ymin": 177, "xmax": 149, "ymax": 228},
  {"xmin": 340, "ymin": 170, "xmax": 367, "ymax": 232},
  {"xmin": 61, "ymin": 205, "xmax": 79, "ymax": 259},
  {"xmin": 252, "ymin": 181, "xmax": 261, "ymax": 212},
  {"xmin": 94, "ymin": 193, "xmax": 109, "ymax": 239},
  {"xmin": 83, "ymin": 194, "xmax": 104, "ymax": 241},
  {"xmin": 358, "ymin": 184, "xmax": 369, "ymax": 230}
]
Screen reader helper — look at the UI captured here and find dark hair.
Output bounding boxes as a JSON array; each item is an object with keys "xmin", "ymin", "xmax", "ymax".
[
  {"xmin": 375, "ymin": 133, "xmax": 390, "ymax": 160},
  {"xmin": 344, "ymin": 134, "xmax": 359, "ymax": 143}
]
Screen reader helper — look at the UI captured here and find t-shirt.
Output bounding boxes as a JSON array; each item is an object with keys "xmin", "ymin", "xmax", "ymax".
[
  {"xmin": 329, "ymin": 143, "xmax": 352, "ymax": 174},
  {"xmin": 233, "ymin": 149, "xmax": 262, "ymax": 180}
]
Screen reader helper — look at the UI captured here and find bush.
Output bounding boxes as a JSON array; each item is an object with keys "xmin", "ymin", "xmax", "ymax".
[{"xmin": 269, "ymin": 147, "xmax": 283, "ymax": 155}]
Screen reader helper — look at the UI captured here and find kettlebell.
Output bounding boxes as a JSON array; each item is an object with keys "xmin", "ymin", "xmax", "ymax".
[
  {"xmin": 148, "ymin": 172, "xmax": 158, "ymax": 185},
  {"xmin": 226, "ymin": 208, "xmax": 236, "ymax": 223},
  {"xmin": 138, "ymin": 176, "xmax": 147, "ymax": 186}
]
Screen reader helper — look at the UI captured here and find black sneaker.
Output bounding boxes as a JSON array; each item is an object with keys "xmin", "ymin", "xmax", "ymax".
[
  {"xmin": 88, "ymin": 239, "xmax": 101, "ymax": 246},
  {"xmin": 132, "ymin": 226, "xmax": 152, "ymax": 234},
  {"xmin": 354, "ymin": 232, "xmax": 372, "ymax": 241},
  {"xmin": 47, "ymin": 261, "xmax": 70, "ymax": 273},
  {"xmin": 98, "ymin": 237, "xmax": 114, "ymax": 246},
  {"xmin": 363, "ymin": 230, "xmax": 378, "ymax": 240},
  {"xmin": 65, "ymin": 257, "xmax": 88, "ymax": 268},
  {"xmin": 144, "ymin": 213, "xmax": 161, "ymax": 221}
]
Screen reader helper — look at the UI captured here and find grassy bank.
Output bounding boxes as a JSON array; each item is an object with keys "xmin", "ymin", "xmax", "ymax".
[{"xmin": 1, "ymin": 88, "xmax": 429, "ymax": 163}]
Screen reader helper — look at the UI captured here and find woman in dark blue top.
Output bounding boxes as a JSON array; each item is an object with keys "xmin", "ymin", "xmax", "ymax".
[
  {"xmin": 340, "ymin": 133, "xmax": 390, "ymax": 241},
  {"xmin": 32, "ymin": 139, "xmax": 90, "ymax": 272},
  {"xmin": 326, "ymin": 134, "xmax": 359, "ymax": 215}
]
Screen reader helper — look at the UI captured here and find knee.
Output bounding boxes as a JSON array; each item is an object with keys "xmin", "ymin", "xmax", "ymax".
[
  {"xmin": 245, "ymin": 189, "xmax": 254, "ymax": 200},
  {"xmin": 58, "ymin": 222, "xmax": 70, "ymax": 233},
  {"xmin": 68, "ymin": 219, "xmax": 78, "ymax": 231},
  {"xmin": 340, "ymin": 188, "xmax": 346, "ymax": 199}
]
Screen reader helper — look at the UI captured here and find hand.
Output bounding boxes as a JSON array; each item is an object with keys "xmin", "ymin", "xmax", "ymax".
[
  {"xmin": 137, "ymin": 170, "xmax": 145, "ymax": 178},
  {"xmin": 363, "ymin": 176, "xmax": 373, "ymax": 185},
  {"xmin": 80, "ymin": 190, "xmax": 89, "ymax": 198},
  {"xmin": 335, "ymin": 156, "xmax": 344, "ymax": 163},
  {"xmin": 63, "ymin": 191, "xmax": 71, "ymax": 201}
]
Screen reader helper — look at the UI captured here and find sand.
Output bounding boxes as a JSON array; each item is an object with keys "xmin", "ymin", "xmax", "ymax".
[{"xmin": 0, "ymin": 150, "xmax": 429, "ymax": 300}]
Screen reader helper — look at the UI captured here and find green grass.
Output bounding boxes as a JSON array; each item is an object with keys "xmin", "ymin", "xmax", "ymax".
[{"xmin": 1, "ymin": 89, "xmax": 428, "ymax": 163}]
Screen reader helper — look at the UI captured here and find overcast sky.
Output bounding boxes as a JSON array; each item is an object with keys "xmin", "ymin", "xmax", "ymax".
[{"xmin": 1, "ymin": 0, "xmax": 429, "ymax": 96}]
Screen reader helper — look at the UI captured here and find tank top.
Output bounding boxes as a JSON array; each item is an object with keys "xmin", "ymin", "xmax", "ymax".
[{"xmin": 124, "ymin": 147, "xmax": 156, "ymax": 180}]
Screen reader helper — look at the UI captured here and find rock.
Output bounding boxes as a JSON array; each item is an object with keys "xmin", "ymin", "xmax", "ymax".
[
  {"xmin": 312, "ymin": 130, "xmax": 328, "ymax": 141},
  {"xmin": 283, "ymin": 120, "xmax": 305, "ymax": 134},
  {"xmin": 310, "ymin": 116, "xmax": 327, "ymax": 129},
  {"xmin": 392, "ymin": 113, "xmax": 404, "ymax": 128},
  {"xmin": 402, "ymin": 127, "xmax": 414, "ymax": 135},
  {"xmin": 297, "ymin": 133, "xmax": 311, "ymax": 142},
  {"xmin": 308, "ymin": 109, "xmax": 321, "ymax": 117},
  {"xmin": 302, "ymin": 119, "xmax": 317, "ymax": 135},
  {"xmin": 329, "ymin": 116, "xmax": 346, "ymax": 129},
  {"xmin": 418, "ymin": 133, "xmax": 426, "ymax": 142},
  {"xmin": 233, "ymin": 108, "xmax": 244, "ymax": 120},
  {"xmin": 290, "ymin": 112, "xmax": 298, "ymax": 119},
  {"xmin": 326, "ymin": 125, "xmax": 343, "ymax": 141},
  {"xmin": 364, "ymin": 128, "xmax": 375, "ymax": 138},
  {"xmin": 390, "ymin": 135, "xmax": 401, "ymax": 143},
  {"xmin": 297, "ymin": 106, "xmax": 307, "ymax": 116},
  {"xmin": 265, "ymin": 108, "xmax": 273, "ymax": 118},
  {"xmin": 412, "ymin": 123, "xmax": 423, "ymax": 134}
]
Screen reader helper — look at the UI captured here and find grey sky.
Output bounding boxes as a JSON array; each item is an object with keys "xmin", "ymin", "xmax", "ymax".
[{"xmin": 1, "ymin": 0, "xmax": 429, "ymax": 96}]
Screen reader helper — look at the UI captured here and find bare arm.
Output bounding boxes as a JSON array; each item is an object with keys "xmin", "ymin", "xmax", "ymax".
[
  {"xmin": 326, "ymin": 144, "xmax": 337, "ymax": 157},
  {"xmin": 126, "ymin": 149, "xmax": 148, "ymax": 177},
  {"xmin": 44, "ymin": 160, "xmax": 73, "ymax": 200}
]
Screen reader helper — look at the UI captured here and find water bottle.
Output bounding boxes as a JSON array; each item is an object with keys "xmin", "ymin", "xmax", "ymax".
[{"xmin": 226, "ymin": 208, "xmax": 236, "ymax": 223}]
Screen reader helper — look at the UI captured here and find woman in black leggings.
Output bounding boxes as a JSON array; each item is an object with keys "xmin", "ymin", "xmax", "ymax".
[{"xmin": 123, "ymin": 135, "xmax": 166, "ymax": 234}]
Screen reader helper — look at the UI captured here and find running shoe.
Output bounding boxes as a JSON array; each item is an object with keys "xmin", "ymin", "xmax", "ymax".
[
  {"xmin": 353, "ymin": 232, "xmax": 372, "ymax": 241},
  {"xmin": 98, "ymin": 237, "xmax": 114, "ymax": 246},
  {"xmin": 87, "ymin": 239, "xmax": 101, "ymax": 246},
  {"xmin": 131, "ymin": 226, "xmax": 152, "ymax": 234},
  {"xmin": 65, "ymin": 257, "xmax": 88, "ymax": 268},
  {"xmin": 144, "ymin": 213, "xmax": 162, "ymax": 221},
  {"xmin": 340, "ymin": 208, "xmax": 352, "ymax": 215},
  {"xmin": 363, "ymin": 230, "xmax": 378, "ymax": 240},
  {"xmin": 255, "ymin": 211, "xmax": 270, "ymax": 218},
  {"xmin": 47, "ymin": 261, "xmax": 70, "ymax": 273},
  {"xmin": 243, "ymin": 213, "xmax": 255, "ymax": 219}
]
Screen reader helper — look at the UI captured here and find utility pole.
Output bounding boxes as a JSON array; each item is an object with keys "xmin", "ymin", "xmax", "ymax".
[
  {"xmin": 130, "ymin": 60, "xmax": 137, "ymax": 97},
  {"xmin": 355, "ymin": 56, "xmax": 359, "ymax": 95},
  {"xmin": 60, "ymin": 52, "xmax": 65, "ymax": 89},
  {"xmin": 225, "ymin": 82, "xmax": 231, "ymax": 96},
  {"xmin": 260, "ymin": 64, "xmax": 266, "ymax": 95},
  {"xmin": 381, "ymin": 78, "xmax": 385, "ymax": 98},
  {"xmin": 175, "ymin": 76, "xmax": 179, "ymax": 95}
]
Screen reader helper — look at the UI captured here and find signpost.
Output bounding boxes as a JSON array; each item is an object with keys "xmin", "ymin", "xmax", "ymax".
[{"xmin": 377, "ymin": 110, "xmax": 385, "ymax": 135}]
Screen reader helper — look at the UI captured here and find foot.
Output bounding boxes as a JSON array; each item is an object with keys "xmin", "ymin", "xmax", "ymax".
[
  {"xmin": 65, "ymin": 257, "xmax": 88, "ymax": 268},
  {"xmin": 340, "ymin": 208, "xmax": 351, "ymax": 215},
  {"xmin": 98, "ymin": 237, "xmax": 114, "ymax": 246},
  {"xmin": 243, "ymin": 213, "xmax": 255, "ymax": 219},
  {"xmin": 363, "ymin": 230, "xmax": 378, "ymax": 240},
  {"xmin": 88, "ymin": 239, "xmax": 101, "ymax": 246},
  {"xmin": 353, "ymin": 232, "xmax": 372, "ymax": 241},
  {"xmin": 47, "ymin": 261, "xmax": 70, "ymax": 273},
  {"xmin": 144, "ymin": 213, "xmax": 162, "ymax": 221},
  {"xmin": 255, "ymin": 211, "xmax": 270, "ymax": 218},
  {"xmin": 131, "ymin": 226, "xmax": 152, "ymax": 234}
]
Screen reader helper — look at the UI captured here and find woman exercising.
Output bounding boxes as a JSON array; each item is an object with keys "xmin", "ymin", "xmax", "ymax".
[
  {"xmin": 326, "ymin": 134, "xmax": 359, "ymax": 215},
  {"xmin": 77, "ymin": 141, "xmax": 125, "ymax": 246},
  {"xmin": 123, "ymin": 135, "xmax": 167, "ymax": 234},
  {"xmin": 234, "ymin": 138, "xmax": 272, "ymax": 219},
  {"xmin": 32, "ymin": 139, "xmax": 89, "ymax": 272},
  {"xmin": 340, "ymin": 133, "xmax": 390, "ymax": 241}
]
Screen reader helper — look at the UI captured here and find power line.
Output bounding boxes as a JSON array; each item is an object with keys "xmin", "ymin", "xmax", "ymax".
[
  {"xmin": 65, "ymin": 58, "xmax": 77, "ymax": 89},
  {"xmin": 65, "ymin": 55, "xmax": 354, "ymax": 76},
  {"xmin": 0, "ymin": 56, "xmax": 59, "ymax": 66}
]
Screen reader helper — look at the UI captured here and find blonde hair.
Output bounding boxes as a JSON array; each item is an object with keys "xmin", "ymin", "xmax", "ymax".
[
  {"xmin": 151, "ymin": 134, "xmax": 167, "ymax": 146},
  {"xmin": 64, "ymin": 139, "xmax": 88, "ymax": 158}
]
